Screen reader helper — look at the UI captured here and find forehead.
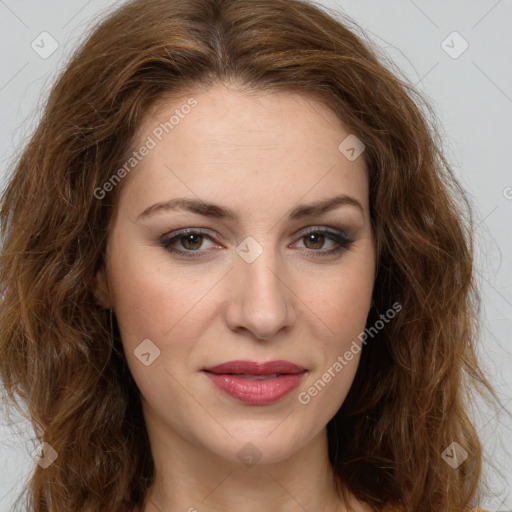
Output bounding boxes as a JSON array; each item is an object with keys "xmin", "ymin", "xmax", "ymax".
[{"xmin": 118, "ymin": 84, "xmax": 369, "ymax": 217}]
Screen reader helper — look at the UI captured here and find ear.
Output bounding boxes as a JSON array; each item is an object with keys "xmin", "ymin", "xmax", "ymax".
[{"xmin": 92, "ymin": 264, "xmax": 111, "ymax": 309}]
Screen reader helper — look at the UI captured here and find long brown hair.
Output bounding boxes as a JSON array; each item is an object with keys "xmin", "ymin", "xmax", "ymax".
[{"xmin": 0, "ymin": 0, "xmax": 500, "ymax": 510}]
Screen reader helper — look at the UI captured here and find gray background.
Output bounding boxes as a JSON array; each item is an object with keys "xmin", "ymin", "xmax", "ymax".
[{"xmin": 0, "ymin": 0, "xmax": 511, "ymax": 510}]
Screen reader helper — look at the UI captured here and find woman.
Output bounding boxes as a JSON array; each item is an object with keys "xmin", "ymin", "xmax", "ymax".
[{"xmin": 0, "ymin": 0, "xmax": 498, "ymax": 510}]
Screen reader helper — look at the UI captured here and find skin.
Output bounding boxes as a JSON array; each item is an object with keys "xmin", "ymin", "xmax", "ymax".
[{"xmin": 94, "ymin": 83, "xmax": 376, "ymax": 512}]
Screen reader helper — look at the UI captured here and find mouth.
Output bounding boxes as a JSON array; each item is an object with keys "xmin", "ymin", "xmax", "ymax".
[
  {"xmin": 219, "ymin": 373, "xmax": 283, "ymax": 380},
  {"xmin": 201, "ymin": 360, "xmax": 307, "ymax": 405},
  {"xmin": 202, "ymin": 359, "xmax": 306, "ymax": 376}
]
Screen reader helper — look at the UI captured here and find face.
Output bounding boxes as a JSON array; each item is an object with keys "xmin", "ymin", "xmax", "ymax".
[{"xmin": 94, "ymin": 83, "xmax": 376, "ymax": 466}]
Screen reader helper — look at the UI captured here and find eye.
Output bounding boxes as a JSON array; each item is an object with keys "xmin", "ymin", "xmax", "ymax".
[
  {"xmin": 300, "ymin": 232, "xmax": 332, "ymax": 250},
  {"xmin": 178, "ymin": 233, "xmax": 207, "ymax": 251},
  {"xmin": 159, "ymin": 226, "xmax": 354, "ymax": 259},
  {"xmin": 292, "ymin": 227, "xmax": 353, "ymax": 257},
  {"xmin": 160, "ymin": 229, "xmax": 220, "ymax": 257}
]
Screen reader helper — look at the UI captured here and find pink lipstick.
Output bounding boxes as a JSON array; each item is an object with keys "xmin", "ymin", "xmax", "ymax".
[{"xmin": 202, "ymin": 360, "xmax": 306, "ymax": 405}]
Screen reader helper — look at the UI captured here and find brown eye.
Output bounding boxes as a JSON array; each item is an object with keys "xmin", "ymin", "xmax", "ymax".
[
  {"xmin": 161, "ymin": 229, "xmax": 219, "ymax": 257},
  {"xmin": 180, "ymin": 234, "xmax": 204, "ymax": 250},
  {"xmin": 303, "ymin": 233, "xmax": 325, "ymax": 249},
  {"xmin": 292, "ymin": 227, "xmax": 353, "ymax": 258}
]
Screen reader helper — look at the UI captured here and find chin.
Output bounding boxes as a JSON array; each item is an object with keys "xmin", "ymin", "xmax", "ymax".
[{"xmin": 201, "ymin": 420, "xmax": 317, "ymax": 467}]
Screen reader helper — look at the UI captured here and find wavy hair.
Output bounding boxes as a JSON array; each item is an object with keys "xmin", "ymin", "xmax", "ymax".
[{"xmin": 0, "ymin": 0, "xmax": 499, "ymax": 510}]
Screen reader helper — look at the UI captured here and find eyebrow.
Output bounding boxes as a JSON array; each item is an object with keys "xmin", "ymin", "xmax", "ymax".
[{"xmin": 137, "ymin": 193, "xmax": 364, "ymax": 221}]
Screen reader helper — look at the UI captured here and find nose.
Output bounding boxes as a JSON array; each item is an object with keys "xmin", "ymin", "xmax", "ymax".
[{"xmin": 224, "ymin": 247, "xmax": 296, "ymax": 340}]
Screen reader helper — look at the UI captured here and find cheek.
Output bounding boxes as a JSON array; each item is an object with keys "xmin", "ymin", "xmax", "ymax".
[
  {"xmin": 107, "ymin": 242, "xmax": 197, "ymax": 368},
  {"xmin": 314, "ymin": 279, "xmax": 371, "ymax": 334},
  {"xmin": 296, "ymin": 248, "xmax": 374, "ymax": 409},
  {"xmin": 295, "ymin": 268, "xmax": 371, "ymax": 421},
  {"xmin": 301, "ymin": 255, "xmax": 374, "ymax": 342},
  {"xmin": 107, "ymin": 253, "xmax": 197, "ymax": 405},
  {"xmin": 107, "ymin": 238, "xmax": 226, "ymax": 388},
  {"xmin": 110, "ymin": 258, "xmax": 175, "ymax": 342},
  {"xmin": 109, "ymin": 234, "xmax": 203, "ymax": 336}
]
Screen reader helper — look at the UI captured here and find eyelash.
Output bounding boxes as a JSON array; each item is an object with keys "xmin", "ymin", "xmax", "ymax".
[{"xmin": 159, "ymin": 227, "xmax": 354, "ymax": 259}]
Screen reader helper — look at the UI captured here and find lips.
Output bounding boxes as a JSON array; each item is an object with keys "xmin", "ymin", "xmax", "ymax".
[
  {"xmin": 202, "ymin": 360, "xmax": 307, "ymax": 405},
  {"xmin": 203, "ymin": 360, "xmax": 306, "ymax": 375}
]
